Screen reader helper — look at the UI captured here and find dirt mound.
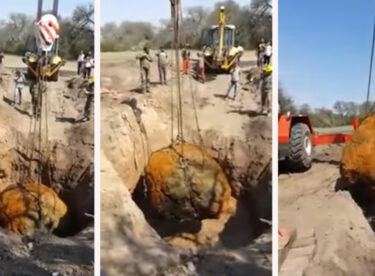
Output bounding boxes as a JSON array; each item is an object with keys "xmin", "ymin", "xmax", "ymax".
[
  {"xmin": 341, "ymin": 115, "xmax": 375, "ymax": 186},
  {"xmin": 101, "ymin": 155, "xmax": 180, "ymax": 276},
  {"xmin": 0, "ymin": 180, "xmax": 67, "ymax": 236},
  {"xmin": 145, "ymin": 143, "xmax": 234, "ymax": 221}
]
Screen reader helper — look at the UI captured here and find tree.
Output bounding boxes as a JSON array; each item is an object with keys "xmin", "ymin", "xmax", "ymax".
[
  {"xmin": 279, "ymin": 87, "xmax": 297, "ymax": 114},
  {"xmin": 299, "ymin": 104, "xmax": 311, "ymax": 114}
]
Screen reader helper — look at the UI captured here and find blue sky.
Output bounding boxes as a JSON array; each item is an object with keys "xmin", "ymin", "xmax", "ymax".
[
  {"xmin": 0, "ymin": 0, "xmax": 92, "ymax": 20},
  {"xmin": 101, "ymin": 0, "xmax": 250, "ymax": 25},
  {"xmin": 279, "ymin": 1, "xmax": 375, "ymax": 108}
]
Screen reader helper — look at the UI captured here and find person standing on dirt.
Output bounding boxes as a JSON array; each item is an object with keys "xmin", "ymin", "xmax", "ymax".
[
  {"xmin": 77, "ymin": 50, "xmax": 85, "ymax": 76},
  {"xmin": 257, "ymin": 38, "xmax": 266, "ymax": 67},
  {"xmin": 12, "ymin": 70, "xmax": 25, "ymax": 107},
  {"xmin": 259, "ymin": 64, "xmax": 272, "ymax": 116},
  {"xmin": 136, "ymin": 46, "xmax": 153, "ymax": 93},
  {"xmin": 182, "ymin": 44, "xmax": 191, "ymax": 75},
  {"xmin": 264, "ymin": 42, "xmax": 272, "ymax": 65},
  {"xmin": 196, "ymin": 52, "xmax": 206, "ymax": 83},
  {"xmin": 156, "ymin": 47, "xmax": 168, "ymax": 85},
  {"xmin": 84, "ymin": 51, "xmax": 93, "ymax": 79},
  {"xmin": 82, "ymin": 76, "xmax": 94, "ymax": 122},
  {"xmin": 0, "ymin": 52, "xmax": 4, "ymax": 81},
  {"xmin": 225, "ymin": 62, "xmax": 240, "ymax": 100}
]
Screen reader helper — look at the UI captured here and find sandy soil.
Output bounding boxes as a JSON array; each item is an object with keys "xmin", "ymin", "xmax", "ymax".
[
  {"xmin": 0, "ymin": 55, "xmax": 94, "ymax": 275},
  {"xmin": 100, "ymin": 50, "xmax": 272, "ymax": 275},
  {"xmin": 279, "ymin": 144, "xmax": 375, "ymax": 275}
]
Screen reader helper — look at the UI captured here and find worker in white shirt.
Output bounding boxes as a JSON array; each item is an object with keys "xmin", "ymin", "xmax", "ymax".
[{"xmin": 264, "ymin": 42, "xmax": 272, "ymax": 65}]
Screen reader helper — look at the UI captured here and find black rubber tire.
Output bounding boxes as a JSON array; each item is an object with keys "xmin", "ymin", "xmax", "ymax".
[{"xmin": 288, "ymin": 123, "xmax": 312, "ymax": 171}]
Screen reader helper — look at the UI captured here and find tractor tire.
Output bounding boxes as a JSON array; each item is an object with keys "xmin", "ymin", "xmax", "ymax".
[{"xmin": 288, "ymin": 123, "xmax": 312, "ymax": 171}]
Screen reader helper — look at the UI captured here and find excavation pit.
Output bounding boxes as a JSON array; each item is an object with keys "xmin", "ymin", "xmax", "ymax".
[
  {"xmin": 133, "ymin": 143, "xmax": 271, "ymax": 249},
  {"xmin": 0, "ymin": 144, "xmax": 94, "ymax": 238}
]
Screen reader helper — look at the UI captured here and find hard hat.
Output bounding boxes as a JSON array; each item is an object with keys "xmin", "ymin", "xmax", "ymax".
[
  {"xmin": 36, "ymin": 14, "xmax": 60, "ymax": 52},
  {"xmin": 264, "ymin": 64, "xmax": 272, "ymax": 73},
  {"xmin": 89, "ymin": 76, "xmax": 95, "ymax": 83}
]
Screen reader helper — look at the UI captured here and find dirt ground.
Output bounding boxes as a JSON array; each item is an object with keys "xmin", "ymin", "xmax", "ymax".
[
  {"xmin": 0, "ymin": 55, "xmax": 94, "ymax": 275},
  {"xmin": 279, "ymin": 144, "xmax": 375, "ymax": 275},
  {"xmin": 100, "ymin": 50, "xmax": 272, "ymax": 275}
]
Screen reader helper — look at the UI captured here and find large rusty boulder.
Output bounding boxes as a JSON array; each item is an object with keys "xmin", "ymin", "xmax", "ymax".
[
  {"xmin": 341, "ymin": 115, "xmax": 375, "ymax": 187},
  {"xmin": 145, "ymin": 143, "xmax": 234, "ymax": 221},
  {"xmin": 0, "ymin": 180, "xmax": 67, "ymax": 236}
]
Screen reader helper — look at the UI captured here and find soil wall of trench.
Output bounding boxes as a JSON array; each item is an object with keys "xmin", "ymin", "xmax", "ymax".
[{"xmin": 101, "ymin": 96, "xmax": 272, "ymax": 275}]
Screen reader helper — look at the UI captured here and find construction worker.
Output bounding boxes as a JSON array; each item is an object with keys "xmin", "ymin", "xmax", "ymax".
[
  {"xmin": 0, "ymin": 52, "xmax": 4, "ymax": 81},
  {"xmin": 136, "ymin": 46, "xmax": 153, "ymax": 93},
  {"xmin": 77, "ymin": 50, "xmax": 85, "ymax": 75},
  {"xmin": 182, "ymin": 44, "xmax": 191, "ymax": 75},
  {"xmin": 156, "ymin": 47, "xmax": 168, "ymax": 85},
  {"xmin": 29, "ymin": 83, "xmax": 39, "ymax": 117},
  {"xmin": 264, "ymin": 41, "xmax": 272, "ymax": 65},
  {"xmin": 196, "ymin": 52, "xmax": 206, "ymax": 83},
  {"xmin": 83, "ymin": 51, "xmax": 93, "ymax": 79},
  {"xmin": 257, "ymin": 38, "xmax": 266, "ymax": 67},
  {"xmin": 225, "ymin": 62, "xmax": 240, "ymax": 100},
  {"xmin": 82, "ymin": 76, "xmax": 94, "ymax": 122},
  {"xmin": 260, "ymin": 64, "xmax": 272, "ymax": 116},
  {"xmin": 12, "ymin": 70, "xmax": 26, "ymax": 107}
]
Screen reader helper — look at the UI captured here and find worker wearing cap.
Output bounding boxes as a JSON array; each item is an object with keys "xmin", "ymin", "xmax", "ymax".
[
  {"xmin": 156, "ymin": 47, "xmax": 168, "ymax": 85},
  {"xmin": 82, "ymin": 76, "xmax": 94, "ymax": 122},
  {"xmin": 136, "ymin": 46, "xmax": 153, "ymax": 93},
  {"xmin": 260, "ymin": 64, "xmax": 272, "ymax": 116}
]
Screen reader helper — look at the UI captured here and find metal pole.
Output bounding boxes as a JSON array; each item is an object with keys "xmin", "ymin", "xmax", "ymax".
[
  {"xmin": 53, "ymin": 0, "xmax": 59, "ymax": 16},
  {"xmin": 366, "ymin": 13, "xmax": 375, "ymax": 112},
  {"xmin": 37, "ymin": 0, "xmax": 43, "ymax": 20}
]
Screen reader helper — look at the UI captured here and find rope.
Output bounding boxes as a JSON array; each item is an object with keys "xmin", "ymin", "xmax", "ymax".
[
  {"xmin": 170, "ymin": 50, "xmax": 175, "ymax": 145},
  {"xmin": 171, "ymin": 0, "xmax": 184, "ymax": 156},
  {"xmin": 188, "ymin": 74, "xmax": 204, "ymax": 147}
]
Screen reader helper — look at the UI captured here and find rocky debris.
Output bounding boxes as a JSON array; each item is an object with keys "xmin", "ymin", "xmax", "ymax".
[
  {"xmin": 340, "ymin": 115, "xmax": 375, "ymax": 187},
  {"xmin": 0, "ymin": 180, "xmax": 67, "ymax": 236},
  {"xmin": 145, "ymin": 143, "xmax": 234, "ymax": 221},
  {"xmin": 0, "ymin": 227, "xmax": 94, "ymax": 275}
]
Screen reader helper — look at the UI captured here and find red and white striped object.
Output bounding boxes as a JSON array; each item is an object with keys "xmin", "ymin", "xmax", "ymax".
[{"xmin": 36, "ymin": 14, "xmax": 60, "ymax": 52}]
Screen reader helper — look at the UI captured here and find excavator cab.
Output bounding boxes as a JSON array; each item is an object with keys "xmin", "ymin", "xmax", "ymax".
[
  {"xmin": 206, "ymin": 25, "xmax": 235, "ymax": 50},
  {"xmin": 202, "ymin": 6, "xmax": 241, "ymax": 73}
]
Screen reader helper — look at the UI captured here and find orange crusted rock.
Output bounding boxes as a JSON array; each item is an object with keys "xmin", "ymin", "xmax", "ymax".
[
  {"xmin": 145, "ymin": 143, "xmax": 233, "ymax": 220},
  {"xmin": 341, "ymin": 115, "xmax": 375, "ymax": 188},
  {"xmin": 0, "ymin": 180, "xmax": 67, "ymax": 236}
]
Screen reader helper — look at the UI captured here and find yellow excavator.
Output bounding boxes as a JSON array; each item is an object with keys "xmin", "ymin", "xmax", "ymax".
[{"xmin": 203, "ymin": 6, "xmax": 242, "ymax": 73}]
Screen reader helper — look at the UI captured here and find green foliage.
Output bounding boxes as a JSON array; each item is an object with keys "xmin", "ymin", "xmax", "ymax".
[
  {"xmin": 101, "ymin": 21, "xmax": 155, "ymax": 52},
  {"xmin": 0, "ymin": 4, "xmax": 94, "ymax": 60},
  {"xmin": 101, "ymin": 0, "xmax": 272, "ymax": 51}
]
